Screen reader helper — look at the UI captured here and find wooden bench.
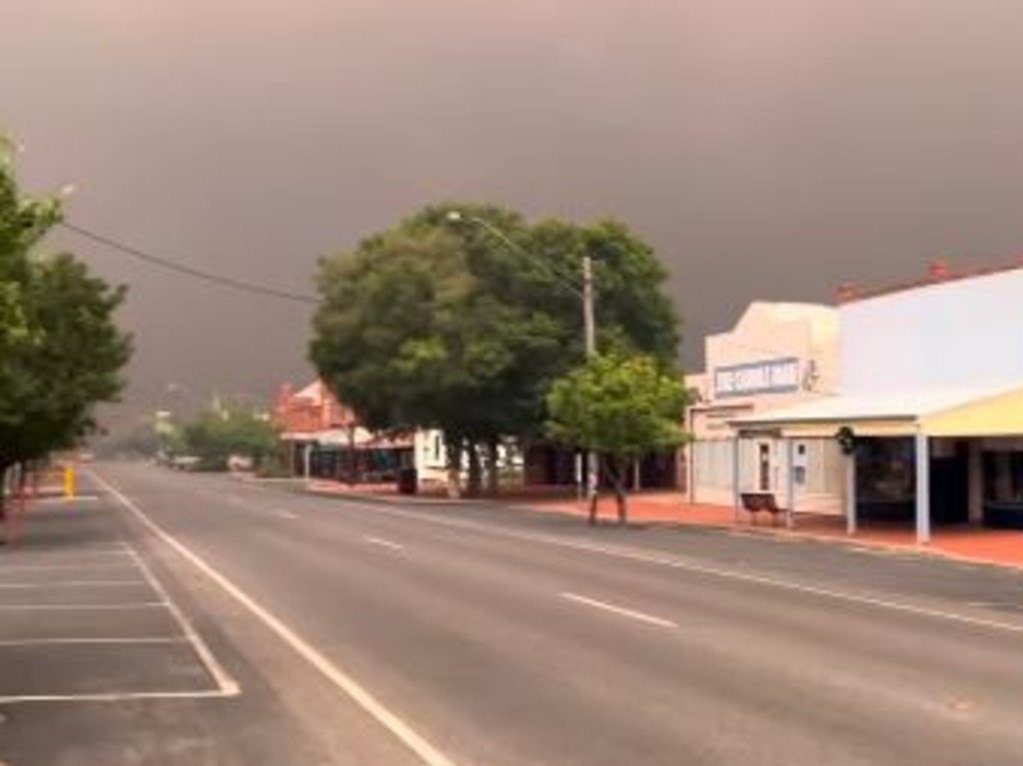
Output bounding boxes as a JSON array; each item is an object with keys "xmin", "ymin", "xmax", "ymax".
[{"xmin": 739, "ymin": 492, "xmax": 786, "ymax": 526}]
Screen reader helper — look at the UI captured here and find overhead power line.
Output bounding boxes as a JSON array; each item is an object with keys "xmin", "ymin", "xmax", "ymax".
[{"xmin": 59, "ymin": 221, "xmax": 319, "ymax": 305}]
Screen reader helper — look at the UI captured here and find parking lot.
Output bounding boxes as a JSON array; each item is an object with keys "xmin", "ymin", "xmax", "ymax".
[{"xmin": 0, "ymin": 498, "xmax": 237, "ymax": 704}]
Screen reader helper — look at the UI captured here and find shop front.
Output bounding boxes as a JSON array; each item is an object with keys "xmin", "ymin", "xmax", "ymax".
[
  {"xmin": 686, "ymin": 301, "xmax": 842, "ymax": 511},
  {"xmin": 734, "ymin": 259, "xmax": 1023, "ymax": 542}
]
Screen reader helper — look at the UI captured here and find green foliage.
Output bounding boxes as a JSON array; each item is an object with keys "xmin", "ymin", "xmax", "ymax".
[
  {"xmin": 310, "ymin": 201, "xmax": 683, "ymax": 475},
  {"xmin": 547, "ymin": 352, "xmax": 689, "ymax": 522},
  {"xmin": 0, "ymin": 139, "xmax": 132, "ymax": 474},
  {"xmin": 546, "ymin": 352, "xmax": 689, "ymax": 460},
  {"xmin": 182, "ymin": 406, "xmax": 278, "ymax": 471}
]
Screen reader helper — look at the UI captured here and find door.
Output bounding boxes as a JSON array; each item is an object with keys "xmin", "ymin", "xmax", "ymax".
[
  {"xmin": 931, "ymin": 441, "xmax": 970, "ymax": 525},
  {"xmin": 757, "ymin": 442, "xmax": 772, "ymax": 492}
]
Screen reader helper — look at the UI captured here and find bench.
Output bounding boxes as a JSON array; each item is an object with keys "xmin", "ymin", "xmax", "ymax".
[{"xmin": 739, "ymin": 492, "xmax": 787, "ymax": 526}]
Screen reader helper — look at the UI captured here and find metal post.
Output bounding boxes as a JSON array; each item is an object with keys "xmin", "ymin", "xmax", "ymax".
[
  {"xmin": 845, "ymin": 452, "xmax": 857, "ymax": 536},
  {"xmin": 785, "ymin": 438, "xmax": 795, "ymax": 529},
  {"xmin": 303, "ymin": 441, "xmax": 313, "ymax": 484},
  {"xmin": 732, "ymin": 435, "xmax": 742, "ymax": 521},
  {"xmin": 582, "ymin": 254, "xmax": 597, "ymax": 506},
  {"xmin": 915, "ymin": 430, "xmax": 931, "ymax": 545}
]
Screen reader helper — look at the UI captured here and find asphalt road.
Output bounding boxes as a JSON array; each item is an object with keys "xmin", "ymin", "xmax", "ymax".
[{"xmin": 7, "ymin": 462, "xmax": 1023, "ymax": 766}]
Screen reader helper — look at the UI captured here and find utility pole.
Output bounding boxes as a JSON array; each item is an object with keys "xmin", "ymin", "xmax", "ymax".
[{"xmin": 582, "ymin": 255, "xmax": 597, "ymax": 506}]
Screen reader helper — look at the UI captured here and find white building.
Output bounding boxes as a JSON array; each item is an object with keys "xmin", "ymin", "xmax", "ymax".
[
  {"xmin": 737, "ymin": 261, "xmax": 1023, "ymax": 542},
  {"xmin": 687, "ymin": 302, "xmax": 843, "ymax": 512}
]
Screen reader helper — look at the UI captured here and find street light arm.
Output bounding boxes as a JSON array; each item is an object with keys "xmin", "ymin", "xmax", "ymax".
[{"xmin": 448, "ymin": 211, "xmax": 585, "ymax": 300}]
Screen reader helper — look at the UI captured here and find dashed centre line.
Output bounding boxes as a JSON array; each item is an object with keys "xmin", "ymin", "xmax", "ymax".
[
  {"xmin": 561, "ymin": 592, "xmax": 677, "ymax": 629},
  {"xmin": 364, "ymin": 536, "xmax": 404, "ymax": 552}
]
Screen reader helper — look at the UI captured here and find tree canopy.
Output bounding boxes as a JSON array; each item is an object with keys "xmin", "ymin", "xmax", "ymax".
[
  {"xmin": 181, "ymin": 404, "xmax": 279, "ymax": 472},
  {"xmin": 0, "ymin": 135, "xmax": 132, "ymax": 506},
  {"xmin": 310, "ymin": 201, "xmax": 683, "ymax": 496}
]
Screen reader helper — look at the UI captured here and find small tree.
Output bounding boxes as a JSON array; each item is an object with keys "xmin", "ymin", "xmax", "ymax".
[{"xmin": 547, "ymin": 353, "xmax": 689, "ymax": 525}]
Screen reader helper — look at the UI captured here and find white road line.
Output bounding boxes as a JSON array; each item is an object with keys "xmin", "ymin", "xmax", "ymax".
[
  {"xmin": 0, "ymin": 689, "xmax": 234, "ymax": 704},
  {"xmin": 90, "ymin": 470, "xmax": 457, "ymax": 766},
  {"xmin": 5, "ymin": 551, "xmax": 133, "ymax": 561},
  {"xmin": 0, "ymin": 563, "xmax": 137, "ymax": 573},
  {"xmin": 0, "ymin": 580, "xmax": 148, "ymax": 589},
  {"xmin": 124, "ymin": 545, "xmax": 240, "ymax": 697},
  {"xmin": 31, "ymin": 495, "xmax": 101, "ymax": 504},
  {"xmin": 0, "ymin": 602, "xmax": 167, "ymax": 611},
  {"xmin": 0, "ymin": 637, "xmax": 187, "ymax": 647},
  {"xmin": 275, "ymin": 510, "xmax": 299, "ymax": 520},
  {"xmin": 364, "ymin": 536, "xmax": 404, "ymax": 552},
  {"xmin": 311, "ymin": 498, "xmax": 1023, "ymax": 637},
  {"xmin": 561, "ymin": 592, "xmax": 677, "ymax": 629}
]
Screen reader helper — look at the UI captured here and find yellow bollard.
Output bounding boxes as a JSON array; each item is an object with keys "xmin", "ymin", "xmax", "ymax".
[{"xmin": 64, "ymin": 466, "xmax": 75, "ymax": 499}]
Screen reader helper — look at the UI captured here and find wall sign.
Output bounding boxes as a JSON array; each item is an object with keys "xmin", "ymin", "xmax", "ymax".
[{"xmin": 713, "ymin": 357, "xmax": 801, "ymax": 398}]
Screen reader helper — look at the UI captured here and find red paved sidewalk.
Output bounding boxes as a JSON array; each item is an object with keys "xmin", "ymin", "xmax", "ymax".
[{"xmin": 303, "ymin": 480, "xmax": 1023, "ymax": 571}]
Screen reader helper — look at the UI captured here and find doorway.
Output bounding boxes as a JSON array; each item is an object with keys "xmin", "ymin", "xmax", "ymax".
[
  {"xmin": 931, "ymin": 440, "xmax": 969, "ymax": 525},
  {"xmin": 757, "ymin": 442, "xmax": 772, "ymax": 492}
]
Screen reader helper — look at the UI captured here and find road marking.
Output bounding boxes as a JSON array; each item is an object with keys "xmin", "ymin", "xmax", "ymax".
[
  {"xmin": 310, "ymin": 498, "xmax": 1023, "ymax": 637},
  {"xmin": 0, "ymin": 580, "xmax": 148, "ymax": 589},
  {"xmin": 561, "ymin": 592, "xmax": 676, "ymax": 628},
  {"xmin": 275, "ymin": 510, "xmax": 299, "ymax": 520},
  {"xmin": 364, "ymin": 536, "xmax": 404, "ymax": 552},
  {"xmin": 0, "ymin": 563, "xmax": 137, "ymax": 573},
  {"xmin": 0, "ymin": 637, "xmax": 187, "ymax": 647},
  {"xmin": 0, "ymin": 602, "xmax": 167, "ymax": 610},
  {"xmin": 4, "ymin": 551, "xmax": 133, "ymax": 562},
  {"xmin": 90, "ymin": 471, "xmax": 458, "ymax": 766},
  {"xmin": 30, "ymin": 495, "xmax": 101, "ymax": 505},
  {"xmin": 124, "ymin": 545, "xmax": 240, "ymax": 696},
  {"xmin": 0, "ymin": 689, "xmax": 234, "ymax": 704}
]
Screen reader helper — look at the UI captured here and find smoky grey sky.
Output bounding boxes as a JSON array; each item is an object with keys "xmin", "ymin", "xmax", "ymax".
[{"xmin": 5, "ymin": 1, "xmax": 1023, "ymax": 428}]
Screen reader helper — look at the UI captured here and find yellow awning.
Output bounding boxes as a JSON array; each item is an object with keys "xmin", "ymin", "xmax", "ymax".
[{"xmin": 923, "ymin": 386, "xmax": 1023, "ymax": 437}]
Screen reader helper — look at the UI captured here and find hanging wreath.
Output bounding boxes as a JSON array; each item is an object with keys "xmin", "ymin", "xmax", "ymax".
[{"xmin": 835, "ymin": 426, "xmax": 857, "ymax": 456}]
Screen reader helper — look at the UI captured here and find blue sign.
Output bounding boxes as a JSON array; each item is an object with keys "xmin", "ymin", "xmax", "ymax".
[{"xmin": 713, "ymin": 357, "xmax": 801, "ymax": 398}]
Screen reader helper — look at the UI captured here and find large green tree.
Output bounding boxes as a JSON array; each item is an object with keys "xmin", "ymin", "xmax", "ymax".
[
  {"xmin": 0, "ymin": 136, "xmax": 132, "ymax": 524},
  {"xmin": 310, "ymin": 201, "xmax": 682, "ymax": 496},
  {"xmin": 547, "ymin": 352, "xmax": 689, "ymax": 525}
]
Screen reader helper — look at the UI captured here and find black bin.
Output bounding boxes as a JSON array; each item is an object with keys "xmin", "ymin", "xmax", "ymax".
[{"xmin": 397, "ymin": 467, "xmax": 418, "ymax": 495}]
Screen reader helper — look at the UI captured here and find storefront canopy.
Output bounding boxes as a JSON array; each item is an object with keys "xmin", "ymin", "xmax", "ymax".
[{"xmin": 732, "ymin": 383, "xmax": 1023, "ymax": 439}]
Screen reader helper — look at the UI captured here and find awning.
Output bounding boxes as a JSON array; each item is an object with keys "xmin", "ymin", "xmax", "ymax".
[{"xmin": 732, "ymin": 383, "xmax": 1023, "ymax": 439}]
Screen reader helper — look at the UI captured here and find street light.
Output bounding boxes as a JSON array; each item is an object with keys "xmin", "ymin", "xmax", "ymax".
[{"xmin": 445, "ymin": 210, "xmax": 598, "ymax": 505}]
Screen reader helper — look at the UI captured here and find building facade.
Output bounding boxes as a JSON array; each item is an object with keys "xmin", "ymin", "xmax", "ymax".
[
  {"xmin": 737, "ymin": 261, "xmax": 1023, "ymax": 540},
  {"xmin": 687, "ymin": 302, "xmax": 844, "ymax": 512}
]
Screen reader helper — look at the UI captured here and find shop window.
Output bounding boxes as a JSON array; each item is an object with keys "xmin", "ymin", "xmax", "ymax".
[
  {"xmin": 983, "ymin": 452, "xmax": 1023, "ymax": 505},
  {"xmin": 856, "ymin": 438, "xmax": 915, "ymax": 503}
]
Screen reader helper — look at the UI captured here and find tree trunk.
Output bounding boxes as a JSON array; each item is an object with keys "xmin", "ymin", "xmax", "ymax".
[
  {"xmin": 466, "ymin": 440, "xmax": 483, "ymax": 498},
  {"xmin": 605, "ymin": 457, "xmax": 629, "ymax": 525},
  {"xmin": 587, "ymin": 453, "xmax": 600, "ymax": 525},
  {"xmin": 445, "ymin": 437, "xmax": 463, "ymax": 499},
  {"xmin": 347, "ymin": 426, "xmax": 358, "ymax": 486},
  {"xmin": 485, "ymin": 437, "xmax": 500, "ymax": 496},
  {"xmin": 16, "ymin": 463, "xmax": 28, "ymax": 527},
  {"xmin": 0, "ymin": 461, "xmax": 11, "ymax": 545}
]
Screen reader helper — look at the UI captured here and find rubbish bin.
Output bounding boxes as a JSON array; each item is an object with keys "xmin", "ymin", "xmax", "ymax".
[{"xmin": 398, "ymin": 467, "xmax": 418, "ymax": 495}]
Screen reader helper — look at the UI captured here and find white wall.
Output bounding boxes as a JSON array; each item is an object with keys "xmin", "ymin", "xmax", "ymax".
[{"xmin": 842, "ymin": 269, "xmax": 1023, "ymax": 395}]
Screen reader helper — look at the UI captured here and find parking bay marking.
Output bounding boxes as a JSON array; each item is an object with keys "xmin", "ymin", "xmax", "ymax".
[
  {"xmin": 0, "ymin": 580, "xmax": 148, "ymax": 589},
  {"xmin": 91, "ymin": 470, "xmax": 457, "ymax": 766}
]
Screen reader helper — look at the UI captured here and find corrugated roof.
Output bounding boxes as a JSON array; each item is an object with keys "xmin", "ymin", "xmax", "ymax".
[{"xmin": 839, "ymin": 260, "xmax": 1023, "ymax": 305}]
